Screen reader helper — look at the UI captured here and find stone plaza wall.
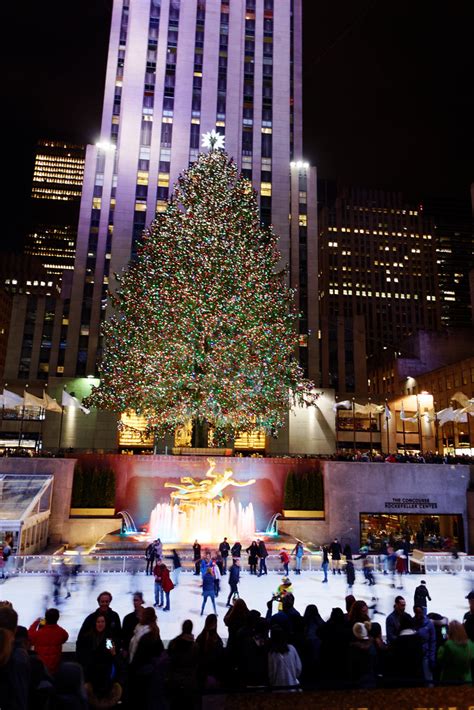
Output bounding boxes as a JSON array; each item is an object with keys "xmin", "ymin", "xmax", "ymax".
[
  {"xmin": 75, "ymin": 454, "xmax": 322, "ymax": 532},
  {"xmin": 0, "ymin": 457, "xmax": 76, "ymax": 544},
  {"xmin": 321, "ymin": 460, "xmax": 473, "ymax": 552}
]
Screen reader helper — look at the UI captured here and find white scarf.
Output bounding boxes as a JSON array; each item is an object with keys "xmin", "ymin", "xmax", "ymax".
[{"xmin": 129, "ymin": 624, "xmax": 150, "ymax": 662}]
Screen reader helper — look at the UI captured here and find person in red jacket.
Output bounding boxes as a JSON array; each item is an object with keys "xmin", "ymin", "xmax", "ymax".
[
  {"xmin": 153, "ymin": 560, "xmax": 174, "ymax": 611},
  {"xmin": 28, "ymin": 607, "xmax": 69, "ymax": 675},
  {"xmin": 280, "ymin": 549, "xmax": 290, "ymax": 575}
]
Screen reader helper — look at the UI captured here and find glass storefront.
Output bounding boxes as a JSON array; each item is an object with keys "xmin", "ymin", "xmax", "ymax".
[{"xmin": 360, "ymin": 512, "xmax": 464, "ymax": 553}]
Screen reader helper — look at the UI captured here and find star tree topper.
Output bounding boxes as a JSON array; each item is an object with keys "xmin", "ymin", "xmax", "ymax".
[{"xmin": 201, "ymin": 129, "xmax": 225, "ymax": 151}]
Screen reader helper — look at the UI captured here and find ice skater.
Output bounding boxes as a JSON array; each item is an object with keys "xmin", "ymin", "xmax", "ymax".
[
  {"xmin": 279, "ymin": 548, "xmax": 290, "ymax": 576},
  {"xmin": 257, "ymin": 539, "xmax": 268, "ymax": 576},
  {"xmin": 395, "ymin": 550, "xmax": 406, "ymax": 589},
  {"xmin": 292, "ymin": 541, "xmax": 304, "ymax": 575},
  {"xmin": 414, "ymin": 579, "xmax": 431, "ymax": 613},
  {"xmin": 346, "ymin": 560, "xmax": 355, "ymax": 592},
  {"xmin": 321, "ymin": 545, "xmax": 329, "ymax": 583},
  {"xmin": 226, "ymin": 558, "xmax": 240, "ymax": 606},
  {"xmin": 201, "ymin": 566, "xmax": 217, "ymax": 615}
]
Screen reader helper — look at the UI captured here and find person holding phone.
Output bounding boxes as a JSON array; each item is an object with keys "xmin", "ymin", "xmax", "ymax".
[
  {"xmin": 28, "ymin": 607, "xmax": 69, "ymax": 675},
  {"xmin": 76, "ymin": 613, "xmax": 118, "ymax": 683}
]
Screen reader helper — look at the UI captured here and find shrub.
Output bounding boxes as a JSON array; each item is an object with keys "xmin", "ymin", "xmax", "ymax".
[
  {"xmin": 71, "ymin": 464, "xmax": 116, "ymax": 508},
  {"xmin": 283, "ymin": 468, "xmax": 324, "ymax": 510}
]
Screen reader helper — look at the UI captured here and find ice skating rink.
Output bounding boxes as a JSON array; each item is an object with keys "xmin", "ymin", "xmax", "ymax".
[{"xmin": 3, "ymin": 566, "xmax": 473, "ymax": 647}]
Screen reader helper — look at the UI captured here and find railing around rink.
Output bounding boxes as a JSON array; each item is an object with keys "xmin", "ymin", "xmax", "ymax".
[
  {"xmin": 423, "ymin": 554, "xmax": 474, "ymax": 574},
  {"xmin": 7, "ymin": 552, "xmax": 473, "ymax": 576},
  {"xmin": 8, "ymin": 552, "xmax": 328, "ymax": 575},
  {"xmin": 4, "ymin": 552, "xmax": 399, "ymax": 576}
]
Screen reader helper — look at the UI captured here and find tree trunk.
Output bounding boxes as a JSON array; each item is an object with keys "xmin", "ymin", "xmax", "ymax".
[{"xmin": 192, "ymin": 419, "xmax": 208, "ymax": 448}]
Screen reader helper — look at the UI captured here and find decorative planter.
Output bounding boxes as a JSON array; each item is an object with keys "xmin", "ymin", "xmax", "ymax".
[
  {"xmin": 282, "ymin": 509, "xmax": 325, "ymax": 519},
  {"xmin": 70, "ymin": 508, "xmax": 116, "ymax": 517},
  {"xmin": 172, "ymin": 447, "xmax": 233, "ymax": 456}
]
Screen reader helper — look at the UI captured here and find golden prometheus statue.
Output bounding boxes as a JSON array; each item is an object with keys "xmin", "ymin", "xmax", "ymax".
[{"xmin": 164, "ymin": 458, "xmax": 255, "ymax": 508}]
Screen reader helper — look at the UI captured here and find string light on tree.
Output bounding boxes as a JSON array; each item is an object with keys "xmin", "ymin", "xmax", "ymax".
[{"xmin": 84, "ymin": 147, "xmax": 315, "ymax": 445}]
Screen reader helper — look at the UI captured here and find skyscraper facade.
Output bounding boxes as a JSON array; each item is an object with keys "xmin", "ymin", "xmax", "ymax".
[
  {"xmin": 423, "ymin": 194, "xmax": 474, "ymax": 329},
  {"xmin": 318, "ymin": 186, "xmax": 441, "ymax": 396},
  {"xmin": 24, "ymin": 140, "xmax": 85, "ymax": 278},
  {"xmin": 57, "ymin": 0, "xmax": 310, "ymax": 380}
]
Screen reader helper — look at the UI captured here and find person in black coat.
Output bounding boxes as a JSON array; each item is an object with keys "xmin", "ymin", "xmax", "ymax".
[
  {"xmin": 257, "ymin": 539, "xmax": 268, "ymax": 576},
  {"xmin": 193, "ymin": 540, "xmax": 202, "ymax": 576},
  {"xmin": 219, "ymin": 538, "xmax": 231, "ymax": 574},
  {"xmin": 346, "ymin": 560, "xmax": 355, "ymax": 592},
  {"xmin": 385, "ymin": 614, "xmax": 424, "ymax": 687},
  {"xmin": 167, "ymin": 620, "xmax": 198, "ymax": 707},
  {"xmin": 413, "ymin": 580, "xmax": 431, "ymax": 613},
  {"xmin": 317, "ymin": 607, "xmax": 350, "ymax": 689},
  {"xmin": 77, "ymin": 592, "xmax": 121, "ymax": 650},
  {"xmin": 75, "ymin": 614, "xmax": 118, "ymax": 684},
  {"xmin": 226, "ymin": 559, "xmax": 241, "ymax": 606},
  {"xmin": 145, "ymin": 542, "xmax": 156, "ymax": 576},
  {"xmin": 0, "ymin": 606, "xmax": 31, "ymax": 710},
  {"xmin": 53, "ymin": 662, "xmax": 88, "ymax": 710},
  {"xmin": 246, "ymin": 541, "xmax": 259, "ymax": 575},
  {"xmin": 330, "ymin": 538, "xmax": 343, "ymax": 575},
  {"xmin": 231, "ymin": 541, "xmax": 242, "ymax": 559}
]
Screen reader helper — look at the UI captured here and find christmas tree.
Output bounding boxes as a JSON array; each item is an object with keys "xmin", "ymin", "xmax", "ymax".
[{"xmin": 86, "ymin": 138, "xmax": 315, "ymax": 445}]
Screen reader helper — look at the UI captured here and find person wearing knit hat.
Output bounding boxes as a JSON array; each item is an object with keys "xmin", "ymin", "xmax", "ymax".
[{"xmin": 275, "ymin": 577, "xmax": 293, "ymax": 611}]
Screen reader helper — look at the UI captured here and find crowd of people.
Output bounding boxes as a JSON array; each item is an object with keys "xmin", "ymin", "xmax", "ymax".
[
  {"xmin": 3, "ymin": 448, "xmax": 474, "ymax": 465},
  {"xmin": 1, "ymin": 581, "xmax": 474, "ymax": 709},
  {"xmin": 1, "ymin": 532, "xmax": 473, "ymax": 708},
  {"xmin": 330, "ymin": 450, "xmax": 474, "ymax": 465}
]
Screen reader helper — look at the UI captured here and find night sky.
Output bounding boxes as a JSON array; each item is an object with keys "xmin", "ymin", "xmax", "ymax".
[{"xmin": 4, "ymin": 0, "xmax": 473, "ymax": 251}]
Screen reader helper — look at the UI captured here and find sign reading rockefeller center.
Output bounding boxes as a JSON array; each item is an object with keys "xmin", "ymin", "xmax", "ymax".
[{"xmin": 384, "ymin": 497, "xmax": 438, "ymax": 510}]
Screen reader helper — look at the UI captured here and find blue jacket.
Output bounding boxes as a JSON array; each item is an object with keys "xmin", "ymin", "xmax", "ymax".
[
  {"xmin": 202, "ymin": 571, "xmax": 215, "ymax": 593},
  {"xmin": 415, "ymin": 616, "xmax": 436, "ymax": 665}
]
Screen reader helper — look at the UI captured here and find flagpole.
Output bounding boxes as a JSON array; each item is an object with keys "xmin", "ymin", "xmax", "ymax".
[
  {"xmin": 335, "ymin": 396, "xmax": 339, "ymax": 451},
  {"xmin": 450, "ymin": 399, "xmax": 455, "ymax": 454},
  {"xmin": 352, "ymin": 398, "xmax": 356, "ymax": 453},
  {"xmin": 417, "ymin": 395, "xmax": 423, "ymax": 455},
  {"xmin": 401, "ymin": 401, "xmax": 406, "ymax": 454},
  {"xmin": 18, "ymin": 385, "xmax": 27, "ymax": 450},
  {"xmin": 467, "ymin": 412, "xmax": 473, "ymax": 456},
  {"xmin": 368, "ymin": 397, "xmax": 373, "ymax": 458},
  {"xmin": 466, "ymin": 412, "xmax": 472, "ymax": 456},
  {"xmin": 38, "ymin": 404, "xmax": 45, "ymax": 454},
  {"xmin": 58, "ymin": 406, "xmax": 65, "ymax": 452},
  {"xmin": 58, "ymin": 387, "xmax": 66, "ymax": 452}
]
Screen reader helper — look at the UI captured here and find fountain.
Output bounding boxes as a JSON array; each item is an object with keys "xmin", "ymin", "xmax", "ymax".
[
  {"xmin": 149, "ymin": 498, "xmax": 256, "ymax": 543},
  {"xmin": 148, "ymin": 458, "xmax": 256, "ymax": 543},
  {"xmin": 265, "ymin": 512, "xmax": 281, "ymax": 536},
  {"xmin": 117, "ymin": 510, "xmax": 138, "ymax": 534}
]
